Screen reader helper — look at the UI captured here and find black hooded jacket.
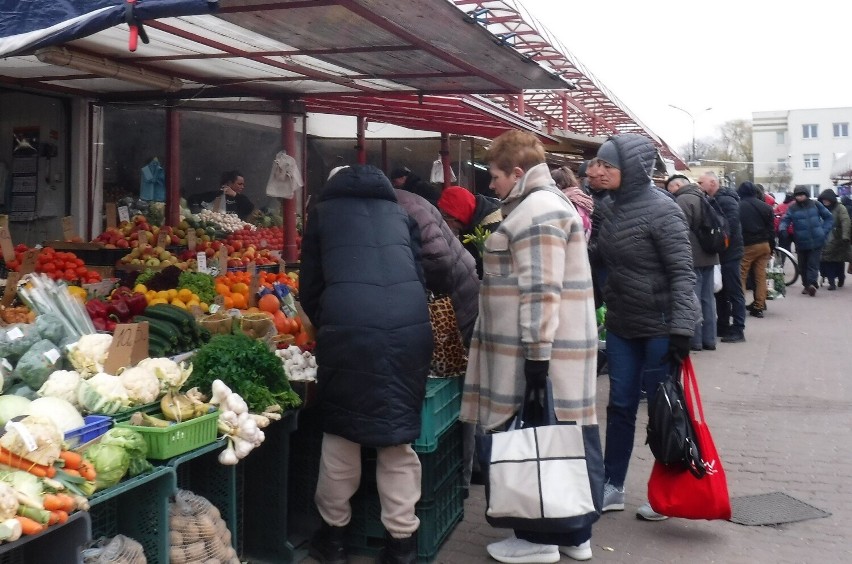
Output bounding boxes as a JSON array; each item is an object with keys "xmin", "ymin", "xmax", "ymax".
[
  {"xmin": 299, "ymin": 165, "xmax": 433, "ymax": 447},
  {"xmin": 737, "ymin": 182, "xmax": 775, "ymax": 247},
  {"xmin": 461, "ymin": 194, "xmax": 502, "ymax": 278},
  {"xmin": 595, "ymin": 134, "xmax": 699, "ymax": 338}
]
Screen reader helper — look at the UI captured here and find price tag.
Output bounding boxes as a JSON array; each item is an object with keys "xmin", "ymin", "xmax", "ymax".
[
  {"xmin": 217, "ymin": 246, "xmax": 229, "ymax": 271},
  {"xmin": 117, "ymin": 205, "xmax": 130, "ymax": 224},
  {"xmin": 0, "ymin": 226, "xmax": 14, "ymax": 263},
  {"xmin": 43, "ymin": 347, "xmax": 61, "ymax": 364},
  {"xmin": 6, "ymin": 326, "xmax": 23, "ymax": 340},
  {"xmin": 186, "ymin": 230, "xmax": 197, "ymax": 252},
  {"xmin": 196, "ymin": 251, "xmax": 208, "ymax": 273},
  {"xmin": 156, "ymin": 231, "xmax": 170, "ymax": 248},
  {"xmin": 61, "ymin": 216, "xmax": 77, "ymax": 241},
  {"xmin": 0, "ymin": 215, "xmax": 8, "ymax": 230},
  {"xmin": 104, "ymin": 322, "xmax": 149, "ymax": 374},
  {"xmin": 1, "ymin": 272, "xmax": 21, "ymax": 307},
  {"xmin": 19, "ymin": 249, "xmax": 39, "ymax": 274},
  {"xmin": 105, "ymin": 203, "xmax": 117, "ymax": 228}
]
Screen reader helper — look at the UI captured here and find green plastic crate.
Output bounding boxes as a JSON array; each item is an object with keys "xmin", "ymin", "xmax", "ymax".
[
  {"xmin": 363, "ymin": 422, "xmax": 463, "ymax": 502},
  {"xmin": 115, "ymin": 410, "xmax": 218, "ymax": 459},
  {"xmin": 413, "ymin": 377, "xmax": 462, "ymax": 453},
  {"xmin": 348, "ymin": 470, "xmax": 464, "ymax": 561},
  {"xmin": 170, "ymin": 440, "xmax": 240, "ymax": 553},
  {"xmin": 89, "ymin": 467, "xmax": 176, "ymax": 564}
]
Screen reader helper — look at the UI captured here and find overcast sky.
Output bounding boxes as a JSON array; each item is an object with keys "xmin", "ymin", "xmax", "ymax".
[{"xmin": 519, "ymin": 0, "xmax": 852, "ymax": 154}]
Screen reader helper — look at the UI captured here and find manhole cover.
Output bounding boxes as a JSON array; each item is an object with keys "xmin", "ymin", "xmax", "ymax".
[{"xmin": 729, "ymin": 492, "xmax": 831, "ymax": 526}]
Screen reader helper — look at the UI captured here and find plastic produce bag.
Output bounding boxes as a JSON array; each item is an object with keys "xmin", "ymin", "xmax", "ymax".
[
  {"xmin": 82, "ymin": 534, "xmax": 146, "ymax": 564},
  {"xmin": 36, "ymin": 313, "xmax": 66, "ymax": 345},
  {"xmin": 169, "ymin": 490, "xmax": 239, "ymax": 564},
  {"xmin": 12, "ymin": 339, "xmax": 63, "ymax": 390},
  {"xmin": 0, "ymin": 323, "xmax": 41, "ymax": 361}
]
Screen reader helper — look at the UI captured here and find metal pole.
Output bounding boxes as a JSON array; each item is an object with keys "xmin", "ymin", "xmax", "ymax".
[{"xmin": 282, "ymin": 113, "xmax": 298, "ymax": 263}]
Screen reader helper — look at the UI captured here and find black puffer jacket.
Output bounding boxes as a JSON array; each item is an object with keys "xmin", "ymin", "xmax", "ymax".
[
  {"xmin": 396, "ymin": 189, "xmax": 480, "ymax": 345},
  {"xmin": 737, "ymin": 182, "xmax": 775, "ymax": 247},
  {"xmin": 713, "ymin": 187, "xmax": 744, "ymax": 263},
  {"xmin": 595, "ymin": 134, "xmax": 698, "ymax": 339},
  {"xmin": 299, "ymin": 165, "xmax": 433, "ymax": 447}
]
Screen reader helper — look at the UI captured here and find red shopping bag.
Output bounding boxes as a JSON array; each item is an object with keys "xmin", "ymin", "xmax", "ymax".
[{"xmin": 647, "ymin": 357, "xmax": 731, "ymax": 520}]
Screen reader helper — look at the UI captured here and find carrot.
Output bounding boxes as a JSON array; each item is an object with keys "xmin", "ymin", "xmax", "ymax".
[
  {"xmin": 48, "ymin": 510, "xmax": 68, "ymax": 525},
  {"xmin": 78, "ymin": 461, "xmax": 96, "ymax": 482},
  {"xmin": 0, "ymin": 447, "xmax": 54, "ymax": 478},
  {"xmin": 58, "ymin": 451, "xmax": 83, "ymax": 471},
  {"xmin": 43, "ymin": 494, "xmax": 74, "ymax": 513},
  {"xmin": 62, "ymin": 468, "xmax": 81, "ymax": 478},
  {"xmin": 15, "ymin": 515, "xmax": 45, "ymax": 535}
]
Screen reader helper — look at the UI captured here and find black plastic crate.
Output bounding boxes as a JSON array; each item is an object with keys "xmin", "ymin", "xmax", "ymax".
[{"xmin": 0, "ymin": 511, "xmax": 90, "ymax": 564}]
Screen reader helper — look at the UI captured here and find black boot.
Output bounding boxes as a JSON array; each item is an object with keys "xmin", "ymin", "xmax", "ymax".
[
  {"xmin": 309, "ymin": 522, "xmax": 348, "ymax": 564},
  {"xmin": 377, "ymin": 533, "xmax": 417, "ymax": 564}
]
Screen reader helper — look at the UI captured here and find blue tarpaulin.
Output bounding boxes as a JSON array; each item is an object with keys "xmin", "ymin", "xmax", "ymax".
[{"xmin": 0, "ymin": 0, "xmax": 217, "ymax": 57}]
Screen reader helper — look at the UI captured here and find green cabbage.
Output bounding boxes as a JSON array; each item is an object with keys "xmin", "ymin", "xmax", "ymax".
[
  {"xmin": 0, "ymin": 324, "xmax": 41, "ymax": 362},
  {"xmin": 83, "ymin": 444, "xmax": 130, "ymax": 490},
  {"xmin": 35, "ymin": 314, "xmax": 66, "ymax": 345},
  {"xmin": 12, "ymin": 339, "xmax": 63, "ymax": 390},
  {"xmin": 99, "ymin": 428, "xmax": 153, "ymax": 477},
  {"xmin": 0, "ymin": 395, "xmax": 31, "ymax": 426}
]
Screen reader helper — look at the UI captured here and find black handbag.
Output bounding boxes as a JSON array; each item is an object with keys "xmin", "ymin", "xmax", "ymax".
[
  {"xmin": 477, "ymin": 379, "xmax": 604, "ymax": 533},
  {"xmin": 645, "ymin": 363, "xmax": 706, "ymax": 478}
]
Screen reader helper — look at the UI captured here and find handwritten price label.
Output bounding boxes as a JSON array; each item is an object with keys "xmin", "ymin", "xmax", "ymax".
[
  {"xmin": 186, "ymin": 230, "xmax": 197, "ymax": 251},
  {"xmin": 117, "ymin": 205, "xmax": 130, "ymax": 223},
  {"xmin": 105, "ymin": 203, "xmax": 117, "ymax": 228},
  {"xmin": 157, "ymin": 231, "xmax": 170, "ymax": 248},
  {"xmin": 61, "ymin": 216, "xmax": 77, "ymax": 241},
  {"xmin": 197, "ymin": 252, "xmax": 208, "ymax": 274},
  {"xmin": 104, "ymin": 322, "xmax": 149, "ymax": 374},
  {"xmin": 0, "ymin": 226, "xmax": 14, "ymax": 262}
]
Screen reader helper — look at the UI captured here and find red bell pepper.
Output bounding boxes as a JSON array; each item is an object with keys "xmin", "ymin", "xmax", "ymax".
[{"xmin": 111, "ymin": 287, "xmax": 148, "ymax": 317}]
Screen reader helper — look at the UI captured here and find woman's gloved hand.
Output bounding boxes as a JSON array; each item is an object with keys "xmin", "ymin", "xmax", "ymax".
[
  {"xmin": 524, "ymin": 359, "xmax": 549, "ymax": 389},
  {"xmin": 666, "ymin": 335, "xmax": 691, "ymax": 365}
]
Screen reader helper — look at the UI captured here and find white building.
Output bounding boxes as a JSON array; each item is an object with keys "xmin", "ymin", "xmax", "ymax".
[{"xmin": 753, "ymin": 107, "xmax": 852, "ymax": 197}]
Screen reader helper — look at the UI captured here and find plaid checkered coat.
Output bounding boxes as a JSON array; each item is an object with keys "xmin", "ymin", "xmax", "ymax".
[{"xmin": 459, "ymin": 163, "xmax": 598, "ymax": 430}]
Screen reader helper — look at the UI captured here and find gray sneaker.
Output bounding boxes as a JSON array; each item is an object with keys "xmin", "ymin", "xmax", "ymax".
[
  {"xmin": 636, "ymin": 502, "xmax": 668, "ymax": 521},
  {"xmin": 602, "ymin": 482, "xmax": 624, "ymax": 512}
]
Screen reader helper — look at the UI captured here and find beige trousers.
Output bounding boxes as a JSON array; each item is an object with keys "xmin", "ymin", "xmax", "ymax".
[{"xmin": 314, "ymin": 433, "xmax": 421, "ymax": 538}]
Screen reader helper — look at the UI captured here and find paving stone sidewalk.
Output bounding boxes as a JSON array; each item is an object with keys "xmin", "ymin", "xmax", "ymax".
[{"xmin": 302, "ymin": 283, "xmax": 852, "ymax": 564}]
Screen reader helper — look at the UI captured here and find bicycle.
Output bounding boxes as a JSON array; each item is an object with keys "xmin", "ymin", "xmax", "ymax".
[{"xmin": 773, "ymin": 246, "xmax": 799, "ymax": 287}]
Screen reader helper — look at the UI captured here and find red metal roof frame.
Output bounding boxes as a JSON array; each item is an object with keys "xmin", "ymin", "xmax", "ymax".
[{"xmin": 451, "ymin": 0, "xmax": 688, "ymax": 169}]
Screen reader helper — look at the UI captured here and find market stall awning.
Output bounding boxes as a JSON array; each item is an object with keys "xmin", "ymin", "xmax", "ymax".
[{"xmin": 831, "ymin": 152, "xmax": 852, "ymax": 181}]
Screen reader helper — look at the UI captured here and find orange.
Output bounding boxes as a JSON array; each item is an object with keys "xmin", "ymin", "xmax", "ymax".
[
  {"xmin": 215, "ymin": 283, "xmax": 231, "ymax": 296},
  {"xmin": 223, "ymin": 295, "xmax": 235, "ymax": 309},
  {"xmin": 231, "ymin": 282, "xmax": 249, "ymax": 296},
  {"xmin": 258, "ymin": 293, "xmax": 281, "ymax": 314},
  {"xmin": 230, "ymin": 293, "xmax": 247, "ymax": 309},
  {"xmin": 272, "ymin": 310, "xmax": 289, "ymax": 334}
]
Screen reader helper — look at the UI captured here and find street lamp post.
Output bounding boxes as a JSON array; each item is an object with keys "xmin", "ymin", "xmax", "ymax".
[{"xmin": 668, "ymin": 104, "xmax": 712, "ymax": 163}]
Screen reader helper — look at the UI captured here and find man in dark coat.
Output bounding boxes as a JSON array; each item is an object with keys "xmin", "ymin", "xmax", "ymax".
[
  {"xmin": 390, "ymin": 167, "xmax": 441, "ymax": 207},
  {"xmin": 300, "ymin": 165, "xmax": 432, "ymax": 564},
  {"xmin": 699, "ymin": 171, "xmax": 746, "ymax": 343},
  {"xmin": 779, "ymin": 186, "xmax": 834, "ymax": 296},
  {"xmin": 737, "ymin": 181, "xmax": 775, "ymax": 316}
]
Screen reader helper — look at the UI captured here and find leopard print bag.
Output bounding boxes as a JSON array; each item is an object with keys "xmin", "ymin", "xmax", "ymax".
[{"xmin": 427, "ymin": 294, "xmax": 468, "ymax": 376}]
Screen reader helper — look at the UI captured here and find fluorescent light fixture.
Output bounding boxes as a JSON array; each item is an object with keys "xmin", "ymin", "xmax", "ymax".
[{"xmin": 35, "ymin": 46, "xmax": 183, "ymax": 92}]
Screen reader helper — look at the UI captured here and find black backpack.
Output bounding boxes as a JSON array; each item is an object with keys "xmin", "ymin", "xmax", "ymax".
[
  {"xmin": 696, "ymin": 195, "xmax": 730, "ymax": 254},
  {"xmin": 646, "ymin": 364, "xmax": 706, "ymax": 478}
]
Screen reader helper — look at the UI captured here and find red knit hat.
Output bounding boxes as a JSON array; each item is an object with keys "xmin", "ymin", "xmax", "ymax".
[{"xmin": 438, "ymin": 186, "xmax": 476, "ymax": 225}]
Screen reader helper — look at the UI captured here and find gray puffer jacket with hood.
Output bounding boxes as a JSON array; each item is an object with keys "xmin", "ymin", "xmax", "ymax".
[{"xmin": 595, "ymin": 134, "xmax": 699, "ymax": 339}]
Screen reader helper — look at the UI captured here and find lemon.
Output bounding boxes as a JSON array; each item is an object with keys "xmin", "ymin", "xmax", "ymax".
[{"xmin": 134, "ymin": 283, "xmax": 148, "ymax": 294}]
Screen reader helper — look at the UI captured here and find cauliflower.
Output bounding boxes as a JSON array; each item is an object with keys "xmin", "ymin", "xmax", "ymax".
[
  {"xmin": 77, "ymin": 372, "xmax": 130, "ymax": 415},
  {"xmin": 137, "ymin": 358, "xmax": 193, "ymax": 391},
  {"xmin": 67, "ymin": 334, "xmax": 113, "ymax": 377},
  {"xmin": 0, "ymin": 483, "xmax": 19, "ymax": 521},
  {"xmin": 37, "ymin": 370, "xmax": 83, "ymax": 407},
  {"xmin": 118, "ymin": 366, "xmax": 160, "ymax": 405}
]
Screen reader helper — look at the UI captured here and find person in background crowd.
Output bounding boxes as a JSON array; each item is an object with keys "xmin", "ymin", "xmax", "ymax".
[
  {"xmin": 460, "ymin": 130, "xmax": 598, "ymax": 563},
  {"xmin": 774, "ymin": 192, "xmax": 796, "ymax": 255},
  {"xmin": 840, "ymin": 190, "xmax": 852, "ymax": 278},
  {"xmin": 779, "ymin": 186, "xmax": 834, "ymax": 296},
  {"xmin": 698, "ymin": 171, "xmax": 746, "ymax": 343},
  {"xmin": 436, "ymin": 186, "xmax": 502, "ymax": 278},
  {"xmin": 300, "ymin": 165, "xmax": 432, "ymax": 564},
  {"xmin": 191, "ymin": 170, "xmax": 255, "ymax": 219},
  {"xmin": 737, "ymin": 182, "xmax": 775, "ymax": 317},
  {"xmin": 552, "ymin": 165, "xmax": 594, "ymax": 241},
  {"xmin": 593, "ymin": 134, "xmax": 699, "ymax": 523},
  {"xmin": 817, "ymin": 189, "xmax": 851, "ymax": 290},
  {"xmin": 585, "ymin": 158, "xmax": 611, "ymax": 309},
  {"xmin": 666, "ymin": 175, "xmax": 719, "ymax": 350},
  {"xmin": 390, "ymin": 167, "xmax": 441, "ymax": 207}
]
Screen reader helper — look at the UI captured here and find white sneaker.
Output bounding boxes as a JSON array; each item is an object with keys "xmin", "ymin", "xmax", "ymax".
[
  {"xmin": 559, "ymin": 540, "xmax": 592, "ymax": 561},
  {"xmin": 636, "ymin": 502, "xmax": 668, "ymax": 521},
  {"xmin": 486, "ymin": 536, "xmax": 560, "ymax": 564},
  {"xmin": 602, "ymin": 482, "xmax": 624, "ymax": 512}
]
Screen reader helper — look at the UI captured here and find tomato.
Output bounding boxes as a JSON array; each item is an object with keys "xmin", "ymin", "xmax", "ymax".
[
  {"xmin": 41, "ymin": 262, "xmax": 56, "ymax": 273},
  {"xmin": 64, "ymin": 269, "xmax": 77, "ymax": 280},
  {"xmin": 76, "ymin": 266, "xmax": 88, "ymax": 276}
]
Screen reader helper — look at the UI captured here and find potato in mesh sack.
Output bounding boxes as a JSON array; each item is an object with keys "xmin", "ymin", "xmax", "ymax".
[
  {"xmin": 82, "ymin": 534, "xmax": 147, "ymax": 564},
  {"xmin": 169, "ymin": 489, "xmax": 239, "ymax": 564}
]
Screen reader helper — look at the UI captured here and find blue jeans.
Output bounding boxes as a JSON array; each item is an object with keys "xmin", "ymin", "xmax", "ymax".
[
  {"xmin": 603, "ymin": 332, "xmax": 671, "ymax": 488},
  {"xmin": 691, "ymin": 266, "xmax": 717, "ymax": 348},
  {"xmin": 716, "ymin": 259, "xmax": 746, "ymax": 333}
]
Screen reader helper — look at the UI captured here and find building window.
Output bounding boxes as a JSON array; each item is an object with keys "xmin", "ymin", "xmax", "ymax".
[
  {"xmin": 833, "ymin": 122, "xmax": 849, "ymax": 137},
  {"xmin": 776, "ymin": 131, "xmax": 785, "ymax": 144},
  {"xmin": 802, "ymin": 124, "xmax": 818, "ymax": 139},
  {"xmin": 804, "ymin": 154, "xmax": 820, "ymax": 169},
  {"xmin": 803, "ymin": 184, "xmax": 820, "ymax": 197}
]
